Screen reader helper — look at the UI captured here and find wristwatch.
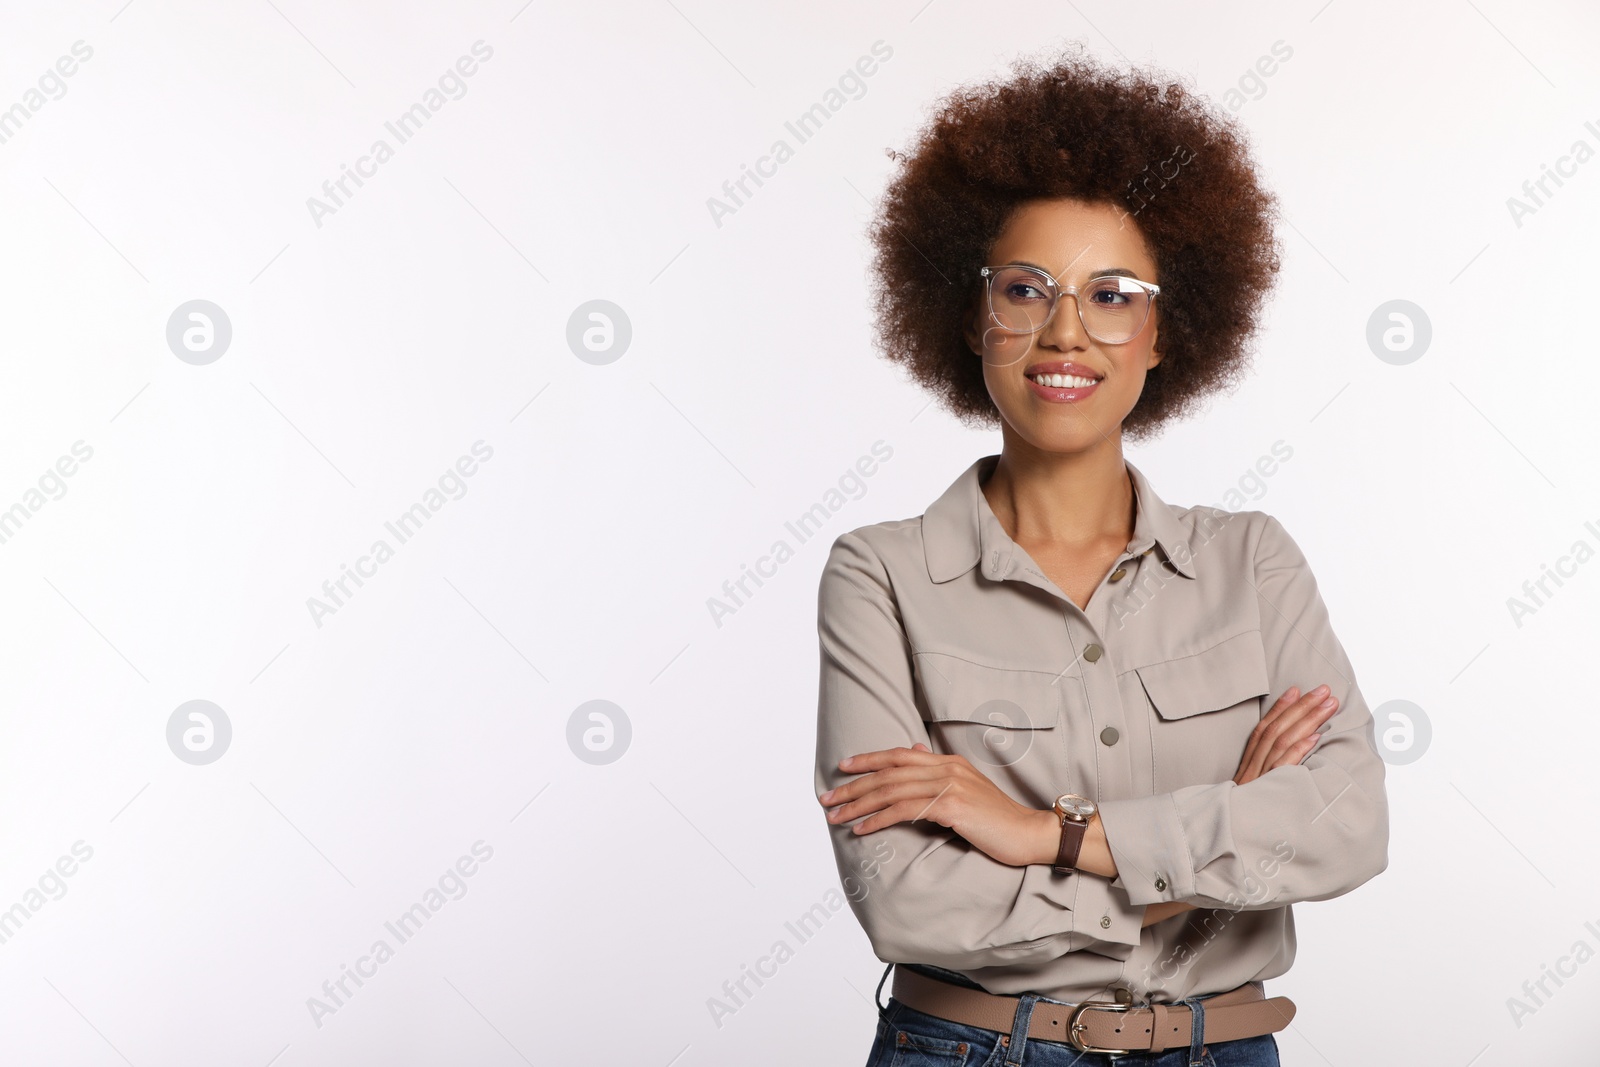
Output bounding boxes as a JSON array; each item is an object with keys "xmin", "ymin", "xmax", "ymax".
[{"xmin": 1052, "ymin": 793, "xmax": 1097, "ymax": 876}]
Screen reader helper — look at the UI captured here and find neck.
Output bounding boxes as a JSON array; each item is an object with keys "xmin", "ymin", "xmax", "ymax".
[{"xmin": 979, "ymin": 433, "xmax": 1134, "ymax": 548}]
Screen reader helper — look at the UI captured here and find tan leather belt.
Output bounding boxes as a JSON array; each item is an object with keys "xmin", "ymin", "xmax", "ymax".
[{"xmin": 892, "ymin": 966, "xmax": 1296, "ymax": 1055}]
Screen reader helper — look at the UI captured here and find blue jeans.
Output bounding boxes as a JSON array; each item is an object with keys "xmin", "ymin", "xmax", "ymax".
[{"xmin": 865, "ymin": 965, "xmax": 1280, "ymax": 1067}]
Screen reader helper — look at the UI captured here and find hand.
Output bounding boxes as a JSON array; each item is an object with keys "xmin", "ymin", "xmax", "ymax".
[
  {"xmin": 818, "ymin": 742, "xmax": 1046, "ymax": 867},
  {"xmin": 1234, "ymin": 684, "xmax": 1339, "ymax": 786}
]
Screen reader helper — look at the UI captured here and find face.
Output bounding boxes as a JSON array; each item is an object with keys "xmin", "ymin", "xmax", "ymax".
[{"xmin": 963, "ymin": 197, "xmax": 1163, "ymax": 455}]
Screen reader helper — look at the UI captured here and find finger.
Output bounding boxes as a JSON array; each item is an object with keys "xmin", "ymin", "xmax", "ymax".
[
  {"xmin": 1237, "ymin": 707, "xmax": 1284, "ymax": 779},
  {"xmin": 1256, "ymin": 687, "xmax": 1314, "ymax": 737},
  {"xmin": 1240, "ymin": 686, "xmax": 1334, "ymax": 779},
  {"xmin": 1238, "ymin": 687, "xmax": 1304, "ymax": 773},
  {"xmin": 1294, "ymin": 732, "xmax": 1324, "ymax": 763},
  {"xmin": 1262, "ymin": 686, "xmax": 1301, "ymax": 720},
  {"xmin": 822, "ymin": 763, "xmax": 945, "ymax": 812},
  {"xmin": 829, "ymin": 776, "xmax": 951, "ymax": 829},
  {"xmin": 838, "ymin": 746, "xmax": 944, "ymax": 774},
  {"xmin": 1241, "ymin": 730, "xmax": 1324, "ymax": 784},
  {"xmin": 1252, "ymin": 687, "xmax": 1338, "ymax": 762},
  {"xmin": 1234, "ymin": 743, "xmax": 1263, "ymax": 784},
  {"xmin": 850, "ymin": 795, "xmax": 956, "ymax": 835},
  {"xmin": 1268, "ymin": 731, "xmax": 1323, "ymax": 771},
  {"xmin": 1265, "ymin": 685, "xmax": 1330, "ymax": 732},
  {"xmin": 1265, "ymin": 694, "xmax": 1338, "ymax": 760}
]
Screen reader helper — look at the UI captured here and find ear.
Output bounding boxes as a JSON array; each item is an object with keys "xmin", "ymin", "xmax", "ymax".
[{"xmin": 962, "ymin": 298, "xmax": 984, "ymax": 356}]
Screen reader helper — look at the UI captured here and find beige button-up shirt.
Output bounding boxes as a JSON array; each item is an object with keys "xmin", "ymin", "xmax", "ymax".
[{"xmin": 813, "ymin": 454, "xmax": 1389, "ymax": 1004}]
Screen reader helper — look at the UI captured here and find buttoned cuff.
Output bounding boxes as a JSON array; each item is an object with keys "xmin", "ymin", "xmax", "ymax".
[
  {"xmin": 1097, "ymin": 793, "xmax": 1195, "ymax": 907},
  {"xmin": 1061, "ymin": 866, "xmax": 1144, "ymax": 951}
]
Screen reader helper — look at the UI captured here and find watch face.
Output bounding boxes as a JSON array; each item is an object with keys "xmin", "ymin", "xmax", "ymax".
[{"xmin": 1056, "ymin": 794, "xmax": 1096, "ymax": 819}]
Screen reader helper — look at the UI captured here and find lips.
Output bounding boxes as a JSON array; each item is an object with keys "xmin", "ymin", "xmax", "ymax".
[
  {"xmin": 1024, "ymin": 360, "xmax": 1104, "ymax": 384},
  {"xmin": 1024, "ymin": 361, "xmax": 1103, "ymax": 403}
]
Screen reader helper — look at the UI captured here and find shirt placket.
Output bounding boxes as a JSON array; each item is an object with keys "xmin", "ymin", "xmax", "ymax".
[{"xmin": 986, "ymin": 539, "xmax": 1152, "ymax": 800}]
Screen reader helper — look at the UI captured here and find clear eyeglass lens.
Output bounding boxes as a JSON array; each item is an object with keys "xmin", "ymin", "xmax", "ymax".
[{"xmin": 987, "ymin": 267, "xmax": 1152, "ymax": 343}]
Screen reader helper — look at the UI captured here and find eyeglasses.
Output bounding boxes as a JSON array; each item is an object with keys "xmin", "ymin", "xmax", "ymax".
[{"xmin": 978, "ymin": 264, "xmax": 1161, "ymax": 345}]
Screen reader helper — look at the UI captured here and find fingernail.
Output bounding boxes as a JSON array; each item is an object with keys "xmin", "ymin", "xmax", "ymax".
[
  {"xmin": 840, "ymin": 756, "xmax": 854, "ymax": 768},
  {"xmin": 820, "ymin": 789, "xmax": 835, "ymax": 802},
  {"xmin": 1319, "ymin": 698, "xmax": 1336, "ymax": 710},
  {"xmin": 1314, "ymin": 684, "xmax": 1330, "ymax": 696}
]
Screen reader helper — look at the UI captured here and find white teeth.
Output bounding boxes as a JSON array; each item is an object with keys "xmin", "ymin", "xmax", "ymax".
[{"xmin": 1029, "ymin": 373, "xmax": 1099, "ymax": 388}]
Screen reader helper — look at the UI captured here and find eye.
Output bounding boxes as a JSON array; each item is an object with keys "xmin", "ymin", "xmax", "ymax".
[
  {"xmin": 1087, "ymin": 280, "xmax": 1134, "ymax": 307},
  {"xmin": 1003, "ymin": 281, "xmax": 1049, "ymax": 302}
]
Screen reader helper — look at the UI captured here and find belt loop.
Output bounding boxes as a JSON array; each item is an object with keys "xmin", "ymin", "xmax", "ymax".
[
  {"xmin": 874, "ymin": 963, "xmax": 895, "ymax": 1027},
  {"xmin": 1005, "ymin": 992, "xmax": 1040, "ymax": 1066},
  {"xmin": 1181, "ymin": 994, "xmax": 1207, "ymax": 1066}
]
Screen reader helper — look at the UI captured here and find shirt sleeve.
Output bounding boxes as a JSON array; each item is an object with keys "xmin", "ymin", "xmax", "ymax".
[
  {"xmin": 1096, "ymin": 513, "xmax": 1391, "ymax": 910},
  {"xmin": 814, "ymin": 530, "xmax": 1145, "ymax": 971}
]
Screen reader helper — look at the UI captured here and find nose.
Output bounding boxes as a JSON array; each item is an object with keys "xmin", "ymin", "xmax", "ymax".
[{"xmin": 1036, "ymin": 290, "xmax": 1090, "ymax": 351}]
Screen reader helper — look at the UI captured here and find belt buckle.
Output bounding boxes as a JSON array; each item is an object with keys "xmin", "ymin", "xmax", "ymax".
[{"xmin": 1066, "ymin": 999, "xmax": 1137, "ymax": 1055}]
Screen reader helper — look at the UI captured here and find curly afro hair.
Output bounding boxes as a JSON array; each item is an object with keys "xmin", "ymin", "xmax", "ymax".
[{"xmin": 868, "ymin": 43, "xmax": 1282, "ymax": 441}]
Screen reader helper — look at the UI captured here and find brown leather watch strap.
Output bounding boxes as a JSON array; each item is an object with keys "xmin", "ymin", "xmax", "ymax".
[{"xmin": 1052, "ymin": 815, "xmax": 1087, "ymax": 876}]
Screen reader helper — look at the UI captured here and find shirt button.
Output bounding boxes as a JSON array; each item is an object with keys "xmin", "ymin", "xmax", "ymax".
[
  {"xmin": 1113, "ymin": 987, "xmax": 1133, "ymax": 1004},
  {"xmin": 1155, "ymin": 876, "xmax": 1168, "ymax": 891},
  {"xmin": 1083, "ymin": 644, "xmax": 1103, "ymax": 663},
  {"xmin": 1109, "ymin": 567, "xmax": 1127, "ymax": 582},
  {"xmin": 1100, "ymin": 726, "xmax": 1119, "ymax": 746},
  {"xmin": 1099, "ymin": 916, "xmax": 1111, "ymax": 929}
]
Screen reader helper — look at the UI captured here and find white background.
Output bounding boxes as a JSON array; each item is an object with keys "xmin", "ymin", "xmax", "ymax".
[{"xmin": 1, "ymin": 1, "xmax": 1597, "ymax": 1064}]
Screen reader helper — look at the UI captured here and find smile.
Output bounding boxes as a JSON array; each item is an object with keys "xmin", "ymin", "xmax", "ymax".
[
  {"xmin": 1023, "ymin": 362, "xmax": 1104, "ymax": 402},
  {"xmin": 1025, "ymin": 372, "xmax": 1101, "ymax": 388}
]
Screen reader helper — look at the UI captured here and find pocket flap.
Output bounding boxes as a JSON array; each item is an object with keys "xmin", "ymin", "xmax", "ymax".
[
  {"xmin": 1135, "ymin": 630, "xmax": 1270, "ymax": 720},
  {"xmin": 911, "ymin": 653, "xmax": 1063, "ymax": 729}
]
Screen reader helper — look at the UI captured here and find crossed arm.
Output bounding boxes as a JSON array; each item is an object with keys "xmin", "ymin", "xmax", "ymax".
[
  {"xmin": 817, "ymin": 683, "xmax": 1341, "ymax": 927},
  {"xmin": 815, "ymin": 520, "xmax": 1389, "ymax": 967}
]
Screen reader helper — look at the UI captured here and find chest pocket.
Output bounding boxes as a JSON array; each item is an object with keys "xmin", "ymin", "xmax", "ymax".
[
  {"xmin": 911, "ymin": 652, "xmax": 1064, "ymax": 773},
  {"xmin": 1133, "ymin": 630, "xmax": 1271, "ymax": 789},
  {"xmin": 1135, "ymin": 630, "xmax": 1271, "ymax": 719}
]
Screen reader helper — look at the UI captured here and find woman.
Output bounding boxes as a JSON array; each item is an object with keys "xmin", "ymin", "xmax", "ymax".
[{"xmin": 812, "ymin": 45, "xmax": 1390, "ymax": 1067}]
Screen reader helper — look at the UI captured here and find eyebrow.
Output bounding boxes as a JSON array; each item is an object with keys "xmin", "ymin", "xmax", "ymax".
[{"xmin": 1011, "ymin": 260, "xmax": 1141, "ymax": 281}]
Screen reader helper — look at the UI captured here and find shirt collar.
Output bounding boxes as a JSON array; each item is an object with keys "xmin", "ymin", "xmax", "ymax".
[{"xmin": 922, "ymin": 454, "xmax": 1197, "ymax": 584}]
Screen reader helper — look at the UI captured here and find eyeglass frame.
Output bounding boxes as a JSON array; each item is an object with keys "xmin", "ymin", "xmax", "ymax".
[{"xmin": 977, "ymin": 264, "xmax": 1162, "ymax": 344}]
